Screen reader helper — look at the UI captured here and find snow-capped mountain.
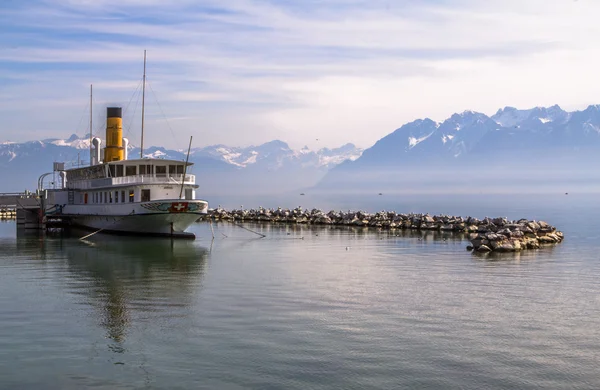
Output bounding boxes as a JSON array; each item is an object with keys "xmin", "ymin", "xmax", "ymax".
[
  {"xmin": 0, "ymin": 136, "xmax": 363, "ymax": 194},
  {"xmin": 30, "ymin": 134, "xmax": 364, "ymax": 171},
  {"xmin": 491, "ymin": 105, "xmax": 570, "ymax": 128},
  {"xmin": 47, "ymin": 133, "xmax": 93, "ymax": 150},
  {"xmin": 319, "ymin": 104, "xmax": 600, "ymax": 190},
  {"xmin": 353, "ymin": 118, "xmax": 439, "ymax": 167},
  {"xmin": 192, "ymin": 140, "xmax": 362, "ymax": 170}
]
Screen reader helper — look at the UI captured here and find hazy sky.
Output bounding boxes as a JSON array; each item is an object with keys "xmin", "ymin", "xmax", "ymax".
[{"xmin": 1, "ymin": 0, "xmax": 599, "ymax": 150}]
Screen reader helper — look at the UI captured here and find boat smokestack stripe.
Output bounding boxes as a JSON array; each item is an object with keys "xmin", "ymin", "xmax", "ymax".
[{"xmin": 105, "ymin": 107, "xmax": 124, "ymax": 162}]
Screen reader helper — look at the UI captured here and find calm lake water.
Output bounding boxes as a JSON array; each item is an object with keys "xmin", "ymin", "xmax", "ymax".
[{"xmin": 1, "ymin": 193, "xmax": 599, "ymax": 389}]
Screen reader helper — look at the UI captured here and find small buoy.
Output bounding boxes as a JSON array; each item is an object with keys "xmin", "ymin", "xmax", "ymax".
[
  {"xmin": 300, "ymin": 193, "xmax": 305, "ymax": 196},
  {"xmin": 346, "ymin": 246, "xmax": 350, "ymax": 250},
  {"xmin": 565, "ymin": 192, "xmax": 568, "ymax": 195},
  {"xmin": 378, "ymin": 193, "xmax": 383, "ymax": 196}
]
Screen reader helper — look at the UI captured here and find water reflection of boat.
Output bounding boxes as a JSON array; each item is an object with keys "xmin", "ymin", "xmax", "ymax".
[{"xmin": 63, "ymin": 236, "xmax": 208, "ymax": 344}]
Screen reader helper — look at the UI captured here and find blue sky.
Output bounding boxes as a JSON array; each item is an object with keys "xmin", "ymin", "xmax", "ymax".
[{"xmin": 1, "ymin": 0, "xmax": 599, "ymax": 150}]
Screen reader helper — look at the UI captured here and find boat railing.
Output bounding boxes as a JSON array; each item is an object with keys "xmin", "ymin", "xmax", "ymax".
[{"xmin": 66, "ymin": 174, "xmax": 195, "ymax": 190}]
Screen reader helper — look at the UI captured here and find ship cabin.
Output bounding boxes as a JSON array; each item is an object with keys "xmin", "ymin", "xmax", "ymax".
[{"xmin": 61, "ymin": 158, "xmax": 197, "ymax": 205}]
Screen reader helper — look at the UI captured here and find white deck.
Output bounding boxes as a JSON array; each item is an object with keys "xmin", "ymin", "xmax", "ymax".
[{"xmin": 67, "ymin": 174, "xmax": 195, "ymax": 190}]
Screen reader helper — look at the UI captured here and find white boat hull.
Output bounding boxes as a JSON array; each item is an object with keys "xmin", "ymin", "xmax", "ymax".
[
  {"xmin": 46, "ymin": 199, "xmax": 208, "ymax": 238},
  {"xmin": 69, "ymin": 213, "xmax": 200, "ymax": 237}
]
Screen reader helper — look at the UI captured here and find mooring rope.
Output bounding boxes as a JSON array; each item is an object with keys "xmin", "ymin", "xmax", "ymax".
[
  {"xmin": 78, "ymin": 210, "xmax": 136, "ymax": 240},
  {"xmin": 228, "ymin": 220, "xmax": 266, "ymax": 238}
]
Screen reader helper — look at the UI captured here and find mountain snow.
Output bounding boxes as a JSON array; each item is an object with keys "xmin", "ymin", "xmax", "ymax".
[
  {"xmin": 492, "ymin": 105, "xmax": 570, "ymax": 128},
  {"xmin": 492, "ymin": 107, "xmax": 534, "ymax": 127},
  {"xmin": 1, "ymin": 133, "xmax": 364, "ymax": 172},
  {"xmin": 143, "ymin": 149, "xmax": 167, "ymax": 158},
  {"xmin": 408, "ymin": 133, "xmax": 432, "ymax": 149},
  {"xmin": 192, "ymin": 142, "xmax": 363, "ymax": 169},
  {"xmin": 327, "ymin": 103, "xmax": 600, "ymax": 178}
]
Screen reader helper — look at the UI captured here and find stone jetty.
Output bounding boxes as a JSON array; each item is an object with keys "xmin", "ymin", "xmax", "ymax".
[{"xmin": 205, "ymin": 207, "xmax": 564, "ymax": 253}]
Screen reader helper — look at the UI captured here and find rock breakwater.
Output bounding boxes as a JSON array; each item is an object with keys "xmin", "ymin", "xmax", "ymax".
[
  {"xmin": 205, "ymin": 207, "xmax": 564, "ymax": 252},
  {"xmin": 468, "ymin": 220, "xmax": 564, "ymax": 253}
]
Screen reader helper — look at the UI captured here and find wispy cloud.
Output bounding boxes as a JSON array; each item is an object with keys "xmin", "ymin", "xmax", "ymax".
[{"xmin": 1, "ymin": 0, "xmax": 600, "ymax": 149}]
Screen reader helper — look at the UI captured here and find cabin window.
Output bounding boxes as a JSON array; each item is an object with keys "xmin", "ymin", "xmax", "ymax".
[
  {"xmin": 125, "ymin": 166, "xmax": 136, "ymax": 176},
  {"xmin": 141, "ymin": 189, "xmax": 151, "ymax": 202},
  {"xmin": 121, "ymin": 191, "xmax": 125, "ymax": 203},
  {"xmin": 169, "ymin": 165, "xmax": 185, "ymax": 174},
  {"xmin": 139, "ymin": 164, "xmax": 153, "ymax": 175},
  {"xmin": 116, "ymin": 165, "xmax": 124, "ymax": 177},
  {"xmin": 184, "ymin": 188, "xmax": 193, "ymax": 200},
  {"xmin": 108, "ymin": 165, "xmax": 116, "ymax": 177},
  {"xmin": 109, "ymin": 192, "xmax": 113, "ymax": 203},
  {"xmin": 84, "ymin": 193, "xmax": 88, "ymax": 204},
  {"xmin": 129, "ymin": 190, "xmax": 134, "ymax": 203},
  {"xmin": 156, "ymin": 166, "xmax": 166, "ymax": 177},
  {"xmin": 114, "ymin": 191, "xmax": 119, "ymax": 203}
]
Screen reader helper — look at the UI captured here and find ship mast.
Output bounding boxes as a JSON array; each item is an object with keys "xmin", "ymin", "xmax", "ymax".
[
  {"xmin": 140, "ymin": 50, "xmax": 146, "ymax": 159},
  {"xmin": 89, "ymin": 84, "xmax": 93, "ymax": 166}
]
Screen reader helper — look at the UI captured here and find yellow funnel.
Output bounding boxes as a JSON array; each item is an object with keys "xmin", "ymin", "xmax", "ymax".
[{"xmin": 104, "ymin": 107, "xmax": 124, "ymax": 162}]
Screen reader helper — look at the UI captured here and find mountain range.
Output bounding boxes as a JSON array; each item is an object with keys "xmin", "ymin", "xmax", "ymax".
[
  {"xmin": 318, "ymin": 104, "xmax": 600, "ymax": 192},
  {"xmin": 4, "ymin": 103, "xmax": 600, "ymax": 196},
  {"xmin": 0, "ymin": 136, "xmax": 362, "ymax": 194}
]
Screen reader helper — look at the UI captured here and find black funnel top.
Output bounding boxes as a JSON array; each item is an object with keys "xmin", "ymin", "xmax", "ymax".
[{"xmin": 107, "ymin": 107, "xmax": 122, "ymax": 118}]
